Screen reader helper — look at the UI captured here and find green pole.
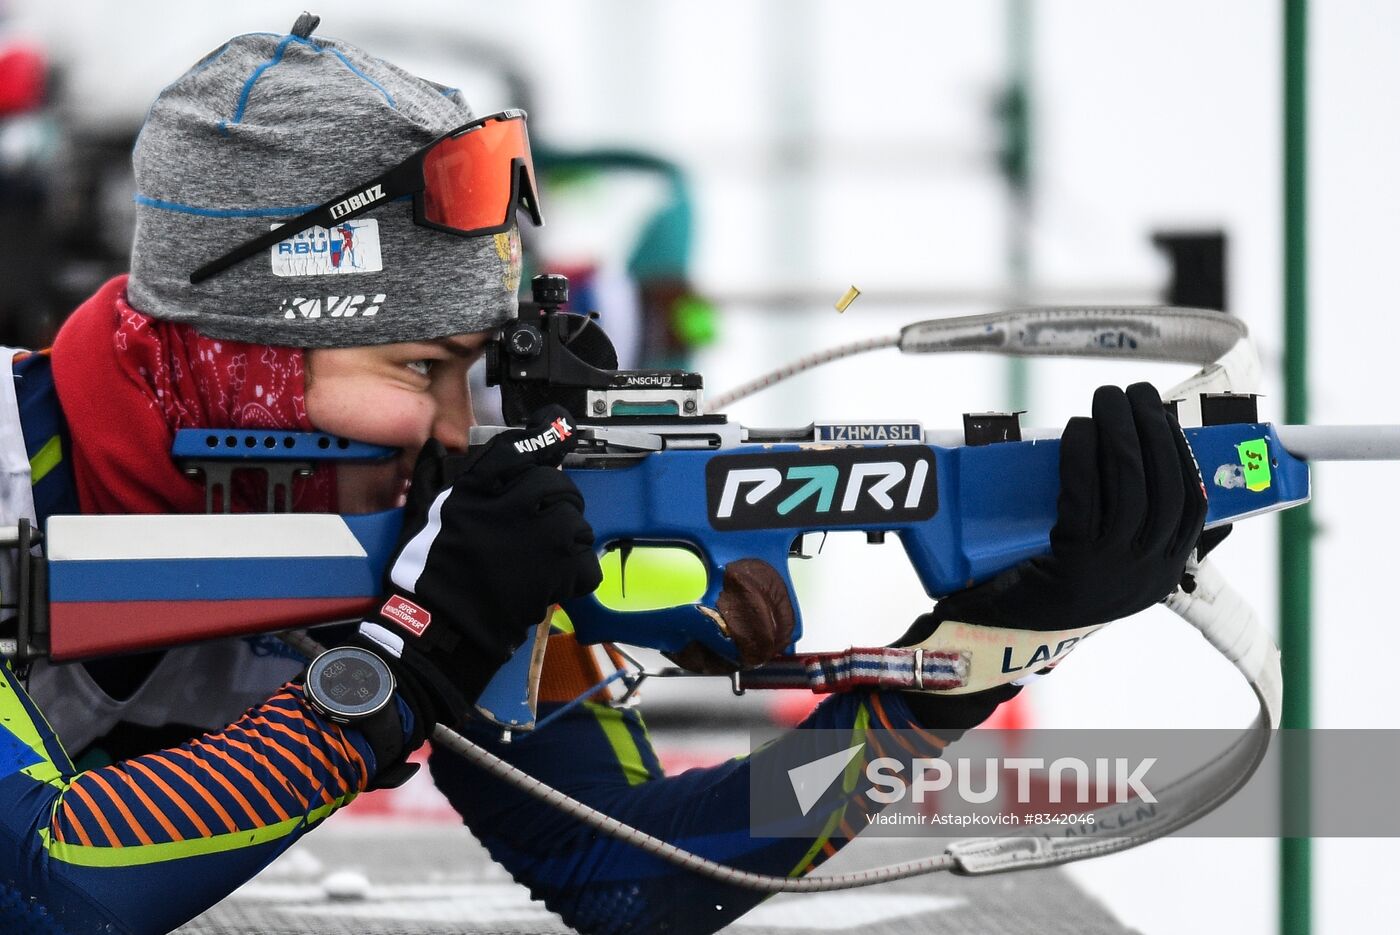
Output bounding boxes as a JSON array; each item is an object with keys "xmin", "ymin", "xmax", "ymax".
[
  {"xmin": 1280, "ymin": 1, "xmax": 1312, "ymax": 933},
  {"xmin": 1003, "ymin": 0, "xmax": 1032, "ymax": 413}
]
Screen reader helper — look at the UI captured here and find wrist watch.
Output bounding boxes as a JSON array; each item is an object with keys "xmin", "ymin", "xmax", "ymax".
[{"xmin": 304, "ymin": 646, "xmax": 396, "ymax": 724}]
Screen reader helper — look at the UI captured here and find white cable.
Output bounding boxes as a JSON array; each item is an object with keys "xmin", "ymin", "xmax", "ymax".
[{"xmin": 710, "ymin": 306, "xmax": 1249, "ymax": 411}]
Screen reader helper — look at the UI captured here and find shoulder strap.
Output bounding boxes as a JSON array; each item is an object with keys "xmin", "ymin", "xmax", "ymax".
[{"xmin": 12, "ymin": 353, "xmax": 79, "ymax": 522}]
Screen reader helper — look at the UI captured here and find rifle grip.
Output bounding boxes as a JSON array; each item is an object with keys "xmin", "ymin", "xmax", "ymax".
[{"xmin": 473, "ymin": 616, "xmax": 552, "ymax": 731}]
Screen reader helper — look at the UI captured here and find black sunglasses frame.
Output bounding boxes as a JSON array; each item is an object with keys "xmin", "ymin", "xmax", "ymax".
[{"xmin": 189, "ymin": 110, "xmax": 541, "ymax": 285}]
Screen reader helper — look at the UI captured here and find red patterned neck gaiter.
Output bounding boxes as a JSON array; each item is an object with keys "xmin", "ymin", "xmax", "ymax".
[{"xmin": 52, "ymin": 275, "xmax": 335, "ymax": 514}]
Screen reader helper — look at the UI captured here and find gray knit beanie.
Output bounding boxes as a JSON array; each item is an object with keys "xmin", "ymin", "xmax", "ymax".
[{"xmin": 127, "ymin": 14, "xmax": 523, "ymax": 348}]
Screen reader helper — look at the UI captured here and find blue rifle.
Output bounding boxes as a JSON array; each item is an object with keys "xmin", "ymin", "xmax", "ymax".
[
  {"xmin": 470, "ymin": 275, "xmax": 1317, "ymax": 727},
  {"xmin": 17, "ymin": 274, "xmax": 1382, "ymax": 731}
]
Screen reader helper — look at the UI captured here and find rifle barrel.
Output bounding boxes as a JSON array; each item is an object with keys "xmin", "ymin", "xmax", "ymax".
[
  {"xmin": 1273, "ymin": 425, "xmax": 1400, "ymax": 461},
  {"xmin": 925, "ymin": 425, "xmax": 1400, "ymax": 461}
]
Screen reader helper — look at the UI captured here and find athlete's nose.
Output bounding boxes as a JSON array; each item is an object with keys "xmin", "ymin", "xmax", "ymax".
[
  {"xmin": 432, "ymin": 416, "xmax": 468, "ymax": 454},
  {"xmin": 431, "ymin": 394, "xmax": 474, "ymax": 454},
  {"xmin": 427, "ymin": 357, "xmax": 477, "ymax": 454}
]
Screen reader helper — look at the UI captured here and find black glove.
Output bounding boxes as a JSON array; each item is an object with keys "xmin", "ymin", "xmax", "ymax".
[
  {"xmin": 353, "ymin": 405, "xmax": 603, "ymax": 757},
  {"xmin": 897, "ymin": 383, "xmax": 1205, "ymax": 730},
  {"xmin": 1181, "ymin": 524, "xmax": 1232, "ymax": 594}
]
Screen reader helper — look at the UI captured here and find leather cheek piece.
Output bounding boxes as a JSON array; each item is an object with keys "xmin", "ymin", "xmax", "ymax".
[
  {"xmin": 667, "ymin": 558, "xmax": 797, "ymax": 674},
  {"xmin": 660, "ymin": 554, "xmax": 795, "ymax": 671},
  {"xmin": 716, "ymin": 558, "xmax": 796, "ymax": 667},
  {"xmin": 677, "ymin": 554, "xmax": 800, "ymax": 671}
]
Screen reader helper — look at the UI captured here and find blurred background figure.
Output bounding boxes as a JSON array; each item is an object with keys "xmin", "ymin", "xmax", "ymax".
[{"xmin": 0, "ymin": 11, "xmax": 110, "ymax": 349}]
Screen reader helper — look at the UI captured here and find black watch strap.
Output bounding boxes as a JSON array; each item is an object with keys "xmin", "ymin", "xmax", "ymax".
[{"xmin": 353, "ymin": 699, "xmax": 421, "ymax": 790}]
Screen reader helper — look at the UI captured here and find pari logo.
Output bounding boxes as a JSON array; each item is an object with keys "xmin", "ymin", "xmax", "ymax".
[{"xmin": 706, "ymin": 447, "xmax": 937, "ymax": 531}]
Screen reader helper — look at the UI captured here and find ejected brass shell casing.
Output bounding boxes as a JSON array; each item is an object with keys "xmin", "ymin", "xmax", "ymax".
[{"xmin": 835, "ymin": 285, "xmax": 861, "ymax": 313}]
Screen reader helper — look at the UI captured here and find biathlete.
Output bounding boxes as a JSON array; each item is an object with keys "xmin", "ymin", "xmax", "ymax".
[{"xmin": 0, "ymin": 16, "xmax": 1205, "ymax": 934}]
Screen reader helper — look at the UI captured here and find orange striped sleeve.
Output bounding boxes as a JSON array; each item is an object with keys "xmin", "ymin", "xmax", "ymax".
[
  {"xmin": 188, "ymin": 738, "xmax": 296, "ymax": 821},
  {"xmin": 157, "ymin": 750, "xmax": 240, "ymax": 833},
  {"xmin": 899, "ymin": 711, "xmax": 953, "ymax": 749},
  {"xmin": 196, "ymin": 737, "xmax": 300, "ymax": 818},
  {"xmin": 287, "ymin": 688, "xmax": 376, "ymax": 789},
  {"xmin": 169, "ymin": 745, "xmax": 271, "ymax": 827},
  {"xmin": 245, "ymin": 715, "xmax": 350, "ymax": 793},
  {"xmin": 129, "ymin": 758, "xmax": 213, "ymax": 838},
  {"xmin": 84, "ymin": 773, "xmax": 155, "ymax": 847},
  {"xmin": 321, "ymin": 720, "xmax": 370, "ymax": 789},
  {"xmin": 267, "ymin": 687, "xmax": 374, "ymax": 791},
  {"xmin": 220, "ymin": 733, "xmax": 327, "ymax": 810},
  {"xmin": 109, "ymin": 767, "xmax": 184, "ymax": 843},
  {"xmin": 283, "ymin": 706, "xmax": 370, "ymax": 790},
  {"xmin": 865, "ymin": 729, "xmax": 894, "ymax": 761},
  {"xmin": 68, "ymin": 782, "xmax": 121, "ymax": 848},
  {"xmin": 56, "ymin": 801, "xmax": 94, "ymax": 847}
]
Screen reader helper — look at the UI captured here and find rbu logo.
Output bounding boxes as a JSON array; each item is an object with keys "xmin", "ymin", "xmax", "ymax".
[{"xmin": 705, "ymin": 447, "xmax": 937, "ymax": 531}]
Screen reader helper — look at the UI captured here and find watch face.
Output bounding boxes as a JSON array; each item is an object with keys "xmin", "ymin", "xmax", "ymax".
[{"xmin": 309, "ymin": 648, "xmax": 393, "ymax": 720}]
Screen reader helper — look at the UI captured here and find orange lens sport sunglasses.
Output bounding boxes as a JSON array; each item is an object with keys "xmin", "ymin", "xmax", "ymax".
[{"xmin": 190, "ymin": 109, "xmax": 542, "ymax": 284}]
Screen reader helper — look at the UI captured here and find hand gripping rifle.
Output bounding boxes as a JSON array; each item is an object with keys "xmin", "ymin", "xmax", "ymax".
[{"xmin": 6, "ymin": 273, "xmax": 1394, "ymax": 888}]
